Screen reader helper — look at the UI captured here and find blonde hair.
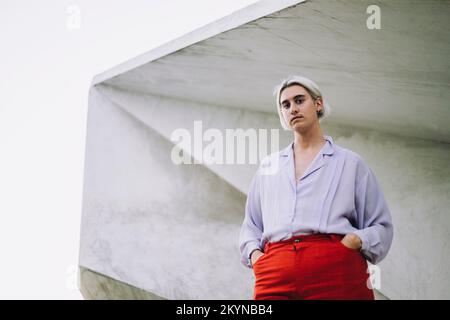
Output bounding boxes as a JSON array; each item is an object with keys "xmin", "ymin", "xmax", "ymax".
[{"xmin": 273, "ymin": 75, "xmax": 332, "ymax": 130}]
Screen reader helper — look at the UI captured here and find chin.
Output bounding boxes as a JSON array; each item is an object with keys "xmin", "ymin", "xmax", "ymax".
[{"xmin": 292, "ymin": 123, "xmax": 309, "ymax": 133}]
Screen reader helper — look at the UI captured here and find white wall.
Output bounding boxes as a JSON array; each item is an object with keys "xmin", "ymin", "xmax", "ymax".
[{"xmin": 79, "ymin": 85, "xmax": 450, "ymax": 299}]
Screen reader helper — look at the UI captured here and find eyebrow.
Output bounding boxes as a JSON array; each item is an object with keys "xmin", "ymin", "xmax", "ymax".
[{"xmin": 281, "ymin": 94, "xmax": 305, "ymax": 105}]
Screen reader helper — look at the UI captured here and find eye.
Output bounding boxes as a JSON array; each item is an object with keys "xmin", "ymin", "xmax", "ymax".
[
  {"xmin": 295, "ymin": 98, "xmax": 303, "ymax": 104},
  {"xmin": 282, "ymin": 102, "xmax": 290, "ymax": 109}
]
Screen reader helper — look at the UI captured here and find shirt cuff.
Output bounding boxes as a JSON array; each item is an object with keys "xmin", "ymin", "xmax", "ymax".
[{"xmin": 352, "ymin": 229, "xmax": 370, "ymax": 252}]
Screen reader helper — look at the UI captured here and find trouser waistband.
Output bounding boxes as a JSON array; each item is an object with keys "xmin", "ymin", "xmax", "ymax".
[{"xmin": 264, "ymin": 233, "xmax": 344, "ymax": 251}]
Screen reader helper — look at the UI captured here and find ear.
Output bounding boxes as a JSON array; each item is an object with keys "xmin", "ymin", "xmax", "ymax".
[
  {"xmin": 315, "ymin": 98, "xmax": 324, "ymax": 116},
  {"xmin": 314, "ymin": 98, "xmax": 322, "ymax": 108}
]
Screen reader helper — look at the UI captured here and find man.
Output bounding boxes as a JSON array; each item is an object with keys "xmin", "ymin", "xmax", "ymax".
[{"xmin": 239, "ymin": 75, "xmax": 394, "ymax": 300}]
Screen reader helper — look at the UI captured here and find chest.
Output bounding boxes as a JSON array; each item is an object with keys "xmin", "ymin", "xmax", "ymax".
[{"xmin": 294, "ymin": 151, "xmax": 318, "ymax": 182}]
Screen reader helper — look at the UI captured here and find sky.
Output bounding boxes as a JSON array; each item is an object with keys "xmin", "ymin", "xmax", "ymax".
[{"xmin": 0, "ymin": 0, "xmax": 259, "ymax": 299}]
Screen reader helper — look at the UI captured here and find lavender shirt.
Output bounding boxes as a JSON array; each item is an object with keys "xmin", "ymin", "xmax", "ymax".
[{"xmin": 239, "ymin": 135, "xmax": 393, "ymax": 268}]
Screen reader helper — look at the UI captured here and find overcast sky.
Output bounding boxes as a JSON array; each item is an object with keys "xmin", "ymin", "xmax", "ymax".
[{"xmin": 0, "ymin": 0, "xmax": 258, "ymax": 299}]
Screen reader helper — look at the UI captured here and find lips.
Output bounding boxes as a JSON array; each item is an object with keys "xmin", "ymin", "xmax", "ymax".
[{"xmin": 291, "ymin": 115, "xmax": 304, "ymax": 123}]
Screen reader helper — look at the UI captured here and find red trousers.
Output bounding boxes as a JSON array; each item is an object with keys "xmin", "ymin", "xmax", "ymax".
[{"xmin": 252, "ymin": 233, "xmax": 374, "ymax": 300}]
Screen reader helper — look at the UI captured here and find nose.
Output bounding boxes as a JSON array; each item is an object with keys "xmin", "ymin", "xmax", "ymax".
[{"xmin": 290, "ymin": 102, "xmax": 300, "ymax": 114}]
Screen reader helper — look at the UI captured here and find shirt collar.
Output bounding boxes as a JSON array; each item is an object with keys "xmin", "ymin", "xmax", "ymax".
[
  {"xmin": 279, "ymin": 134, "xmax": 335, "ymax": 188},
  {"xmin": 280, "ymin": 134, "xmax": 335, "ymax": 158}
]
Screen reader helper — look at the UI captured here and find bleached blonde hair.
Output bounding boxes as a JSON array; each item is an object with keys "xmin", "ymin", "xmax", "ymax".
[{"xmin": 273, "ymin": 75, "xmax": 332, "ymax": 130}]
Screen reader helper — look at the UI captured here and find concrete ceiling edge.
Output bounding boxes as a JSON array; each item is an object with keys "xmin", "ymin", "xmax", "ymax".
[{"xmin": 91, "ymin": 0, "xmax": 305, "ymax": 86}]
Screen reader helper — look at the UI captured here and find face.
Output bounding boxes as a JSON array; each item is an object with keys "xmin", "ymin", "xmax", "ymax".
[{"xmin": 279, "ymin": 84, "xmax": 323, "ymax": 131}]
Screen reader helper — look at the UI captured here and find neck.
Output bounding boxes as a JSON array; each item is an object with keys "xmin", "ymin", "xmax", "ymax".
[{"xmin": 293, "ymin": 122, "xmax": 325, "ymax": 150}]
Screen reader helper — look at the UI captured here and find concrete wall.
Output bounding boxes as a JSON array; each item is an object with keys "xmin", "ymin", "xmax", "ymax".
[
  {"xmin": 79, "ymin": 84, "xmax": 450, "ymax": 299},
  {"xmin": 79, "ymin": 0, "xmax": 450, "ymax": 299},
  {"xmin": 322, "ymin": 125, "xmax": 450, "ymax": 299},
  {"xmin": 80, "ymin": 86, "xmax": 251, "ymax": 299}
]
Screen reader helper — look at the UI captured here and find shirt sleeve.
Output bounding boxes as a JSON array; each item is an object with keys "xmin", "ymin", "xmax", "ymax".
[
  {"xmin": 352, "ymin": 166, "xmax": 394, "ymax": 265},
  {"xmin": 238, "ymin": 168, "xmax": 264, "ymax": 269}
]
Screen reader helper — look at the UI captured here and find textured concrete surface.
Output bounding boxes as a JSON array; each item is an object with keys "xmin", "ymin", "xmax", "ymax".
[
  {"xmin": 79, "ymin": 265, "xmax": 388, "ymax": 300},
  {"xmin": 80, "ymin": 87, "xmax": 251, "ymax": 299},
  {"xmin": 79, "ymin": 266, "xmax": 166, "ymax": 300},
  {"xmin": 79, "ymin": 0, "xmax": 450, "ymax": 299},
  {"xmin": 99, "ymin": 0, "xmax": 450, "ymax": 143}
]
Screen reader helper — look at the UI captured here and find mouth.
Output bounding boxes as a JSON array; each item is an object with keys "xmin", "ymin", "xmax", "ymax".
[{"xmin": 291, "ymin": 115, "xmax": 304, "ymax": 123}]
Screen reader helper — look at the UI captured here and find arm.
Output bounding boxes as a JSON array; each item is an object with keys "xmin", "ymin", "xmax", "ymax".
[
  {"xmin": 239, "ymin": 170, "xmax": 264, "ymax": 268},
  {"xmin": 352, "ymin": 167, "xmax": 394, "ymax": 265}
]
